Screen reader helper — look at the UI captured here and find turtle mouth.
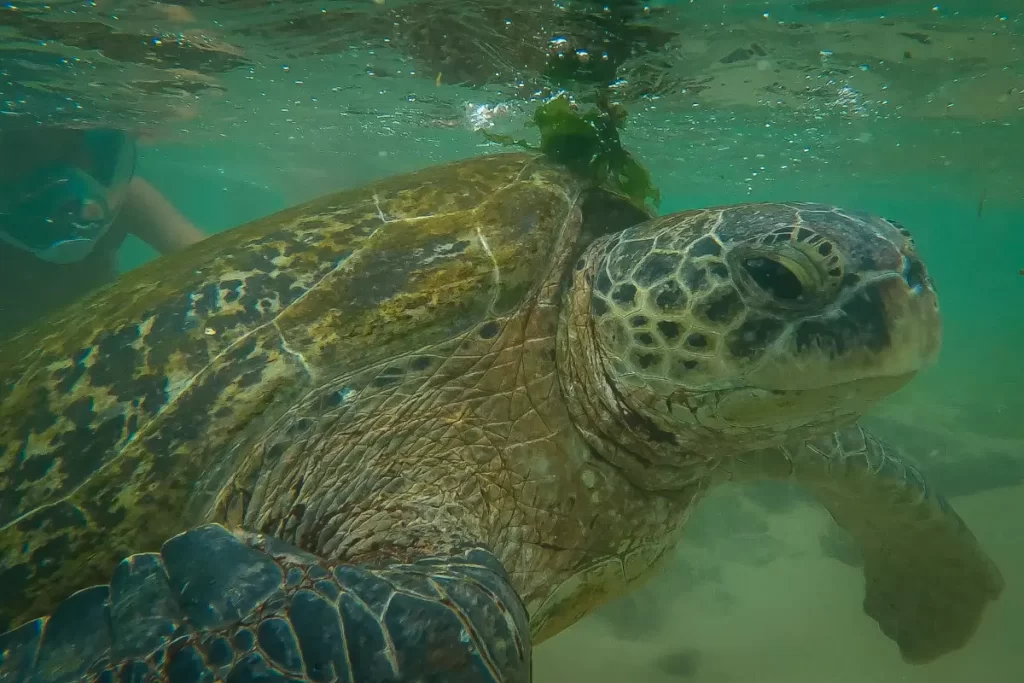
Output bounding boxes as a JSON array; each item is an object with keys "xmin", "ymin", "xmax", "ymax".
[{"xmin": 712, "ymin": 372, "xmax": 918, "ymax": 427}]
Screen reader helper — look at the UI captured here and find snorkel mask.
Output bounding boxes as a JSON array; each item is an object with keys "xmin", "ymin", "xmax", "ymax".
[{"xmin": 0, "ymin": 128, "xmax": 137, "ymax": 264}]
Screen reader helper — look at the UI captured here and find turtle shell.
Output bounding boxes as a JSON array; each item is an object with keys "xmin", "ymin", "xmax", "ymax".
[{"xmin": 0, "ymin": 151, "xmax": 599, "ymax": 628}]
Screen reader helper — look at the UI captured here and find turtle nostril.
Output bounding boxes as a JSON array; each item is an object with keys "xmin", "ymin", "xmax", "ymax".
[{"xmin": 902, "ymin": 256, "xmax": 927, "ymax": 294}]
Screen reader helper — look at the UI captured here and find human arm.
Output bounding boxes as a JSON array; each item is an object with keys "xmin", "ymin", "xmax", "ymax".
[{"xmin": 116, "ymin": 176, "xmax": 207, "ymax": 254}]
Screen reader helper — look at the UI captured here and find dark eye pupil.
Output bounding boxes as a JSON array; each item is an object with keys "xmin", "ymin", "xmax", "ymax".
[{"xmin": 743, "ymin": 257, "xmax": 804, "ymax": 301}]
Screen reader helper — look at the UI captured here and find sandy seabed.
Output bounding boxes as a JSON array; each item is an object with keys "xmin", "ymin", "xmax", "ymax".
[{"xmin": 534, "ymin": 479, "xmax": 1021, "ymax": 683}]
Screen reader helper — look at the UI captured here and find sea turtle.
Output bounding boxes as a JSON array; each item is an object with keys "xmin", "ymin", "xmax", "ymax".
[{"xmin": 0, "ymin": 151, "xmax": 1003, "ymax": 682}]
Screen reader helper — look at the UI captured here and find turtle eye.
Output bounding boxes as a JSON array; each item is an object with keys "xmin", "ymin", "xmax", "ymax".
[
  {"xmin": 742, "ymin": 256, "xmax": 805, "ymax": 301},
  {"xmin": 886, "ymin": 217, "xmax": 909, "ymax": 232},
  {"xmin": 887, "ymin": 218, "xmax": 915, "ymax": 244}
]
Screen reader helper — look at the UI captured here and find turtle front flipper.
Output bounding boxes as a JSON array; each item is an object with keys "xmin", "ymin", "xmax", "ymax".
[
  {"xmin": 725, "ymin": 424, "xmax": 1004, "ymax": 664},
  {"xmin": 0, "ymin": 525, "xmax": 531, "ymax": 683}
]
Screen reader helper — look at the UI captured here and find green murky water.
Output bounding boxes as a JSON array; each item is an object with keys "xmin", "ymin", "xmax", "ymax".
[{"xmin": 2, "ymin": 0, "xmax": 1021, "ymax": 680}]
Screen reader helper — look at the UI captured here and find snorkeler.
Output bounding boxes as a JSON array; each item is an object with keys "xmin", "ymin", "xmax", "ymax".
[{"xmin": 0, "ymin": 126, "xmax": 206, "ymax": 340}]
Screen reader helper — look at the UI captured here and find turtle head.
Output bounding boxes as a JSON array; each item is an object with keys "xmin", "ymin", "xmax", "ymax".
[{"xmin": 562, "ymin": 202, "xmax": 940, "ymax": 488}]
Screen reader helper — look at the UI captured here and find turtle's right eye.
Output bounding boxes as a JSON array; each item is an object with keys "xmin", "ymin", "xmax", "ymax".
[{"xmin": 742, "ymin": 256, "xmax": 805, "ymax": 302}]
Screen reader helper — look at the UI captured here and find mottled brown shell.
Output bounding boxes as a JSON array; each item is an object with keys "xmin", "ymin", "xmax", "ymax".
[{"xmin": 0, "ymin": 152, "xmax": 590, "ymax": 628}]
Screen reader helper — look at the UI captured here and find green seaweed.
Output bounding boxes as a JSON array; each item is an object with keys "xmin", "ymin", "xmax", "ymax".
[{"xmin": 483, "ymin": 91, "xmax": 660, "ymax": 211}]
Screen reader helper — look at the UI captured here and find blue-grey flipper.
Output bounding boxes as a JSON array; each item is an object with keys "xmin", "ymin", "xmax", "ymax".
[
  {"xmin": 0, "ymin": 525, "xmax": 531, "ymax": 683},
  {"xmin": 721, "ymin": 424, "xmax": 1004, "ymax": 664}
]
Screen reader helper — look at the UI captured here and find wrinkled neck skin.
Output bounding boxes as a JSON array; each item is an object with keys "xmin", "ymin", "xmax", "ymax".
[{"xmin": 558, "ymin": 303, "xmax": 716, "ymax": 492}]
